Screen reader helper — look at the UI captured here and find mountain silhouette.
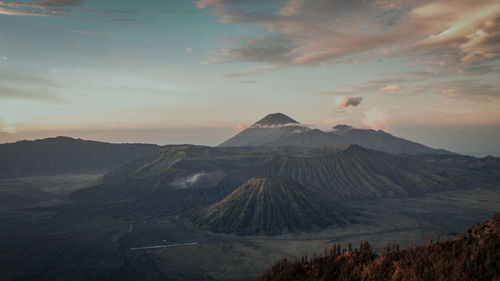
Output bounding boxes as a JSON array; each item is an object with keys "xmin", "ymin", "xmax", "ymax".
[
  {"xmin": 220, "ymin": 113, "xmax": 454, "ymax": 155},
  {"xmin": 0, "ymin": 137, "xmax": 159, "ymax": 178},
  {"xmin": 253, "ymin": 113, "xmax": 300, "ymax": 126}
]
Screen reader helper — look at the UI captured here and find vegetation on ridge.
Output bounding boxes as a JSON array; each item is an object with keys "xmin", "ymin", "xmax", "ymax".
[{"xmin": 257, "ymin": 214, "xmax": 500, "ymax": 281}]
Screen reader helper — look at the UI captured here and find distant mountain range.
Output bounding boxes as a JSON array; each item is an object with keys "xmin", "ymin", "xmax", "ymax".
[
  {"xmin": 72, "ymin": 144, "xmax": 500, "ymax": 217},
  {"xmin": 220, "ymin": 113, "xmax": 454, "ymax": 155},
  {"xmin": 0, "ymin": 137, "xmax": 159, "ymax": 178},
  {"xmin": 188, "ymin": 177, "xmax": 353, "ymax": 235},
  {"xmin": 0, "ymin": 113, "xmax": 458, "ymax": 179}
]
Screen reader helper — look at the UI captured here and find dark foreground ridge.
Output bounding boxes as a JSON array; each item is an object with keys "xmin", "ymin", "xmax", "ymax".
[
  {"xmin": 257, "ymin": 214, "xmax": 500, "ymax": 281},
  {"xmin": 188, "ymin": 177, "xmax": 353, "ymax": 235}
]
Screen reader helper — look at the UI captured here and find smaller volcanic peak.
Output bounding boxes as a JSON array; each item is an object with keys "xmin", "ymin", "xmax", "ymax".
[
  {"xmin": 332, "ymin": 124, "xmax": 354, "ymax": 131},
  {"xmin": 189, "ymin": 177, "xmax": 353, "ymax": 235},
  {"xmin": 253, "ymin": 113, "xmax": 300, "ymax": 127}
]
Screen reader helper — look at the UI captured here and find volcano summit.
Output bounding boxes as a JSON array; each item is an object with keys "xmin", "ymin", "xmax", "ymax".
[{"xmin": 220, "ymin": 113, "xmax": 453, "ymax": 155}]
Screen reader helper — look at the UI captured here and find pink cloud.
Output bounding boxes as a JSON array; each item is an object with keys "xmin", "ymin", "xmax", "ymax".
[
  {"xmin": 279, "ymin": 0, "xmax": 307, "ymax": 16},
  {"xmin": 0, "ymin": 0, "xmax": 79, "ymax": 16},
  {"xmin": 231, "ymin": 124, "xmax": 246, "ymax": 130},
  {"xmin": 412, "ymin": 1, "xmax": 500, "ymax": 65},
  {"xmin": 197, "ymin": 0, "xmax": 500, "ymax": 70},
  {"xmin": 380, "ymin": 85, "xmax": 402, "ymax": 92},
  {"xmin": 196, "ymin": 0, "xmax": 227, "ymax": 9},
  {"xmin": 335, "ymin": 96, "xmax": 363, "ymax": 108},
  {"xmin": 361, "ymin": 108, "xmax": 387, "ymax": 130}
]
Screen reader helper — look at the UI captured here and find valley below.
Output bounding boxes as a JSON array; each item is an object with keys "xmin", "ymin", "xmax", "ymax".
[{"xmin": 1, "ymin": 174, "xmax": 498, "ymax": 281}]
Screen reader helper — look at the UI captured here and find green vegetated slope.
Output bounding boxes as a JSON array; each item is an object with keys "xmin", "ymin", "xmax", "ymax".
[
  {"xmin": 0, "ymin": 137, "xmax": 159, "ymax": 178},
  {"xmin": 189, "ymin": 177, "xmax": 352, "ymax": 235},
  {"xmin": 257, "ymin": 214, "xmax": 500, "ymax": 281}
]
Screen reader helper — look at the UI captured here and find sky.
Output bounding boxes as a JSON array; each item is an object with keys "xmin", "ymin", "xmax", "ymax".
[{"xmin": 0, "ymin": 0, "xmax": 499, "ymax": 156}]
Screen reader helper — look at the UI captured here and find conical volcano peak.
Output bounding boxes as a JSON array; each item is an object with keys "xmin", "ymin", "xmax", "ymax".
[
  {"xmin": 253, "ymin": 113, "xmax": 299, "ymax": 127},
  {"xmin": 219, "ymin": 113, "xmax": 455, "ymax": 155},
  {"xmin": 189, "ymin": 176, "xmax": 352, "ymax": 235}
]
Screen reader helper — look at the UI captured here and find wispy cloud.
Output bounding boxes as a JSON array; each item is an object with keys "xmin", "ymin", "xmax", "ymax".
[
  {"xmin": 84, "ymin": 8, "xmax": 140, "ymax": 15},
  {"xmin": 413, "ymin": 1, "xmax": 500, "ymax": 65},
  {"xmin": 251, "ymin": 123, "xmax": 310, "ymax": 129},
  {"xmin": 380, "ymin": 85, "xmax": 402, "ymax": 92},
  {"xmin": 86, "ymin": 17, "xmax": 143, "ymax": 24},
  {"xmin": 0, "ymin": 1, "xmax": 145, "ymax": 21},
  {"xmin": 71, "ymin": 30, "xmax": 99, "ymax": 35},
  {"xmin": 219, "ymin": 65, "xmax": 282, "ymax": 78},
  {"xmin": 0, "ymin": 70, "xmax": 67, "ymax": 103},
  {"xmin": 433, "ymin": 79, "xmax": 500, "ymax": 100},
  {"xmin": 197, "ymin": 0, "xmax": 500, "ymax": 73},
  {"xmin": 321, "ymin": 79, "xmax": 411, "ymax": 96},
  {"xmin": 0, "ymin": 0, "xmax": 79, "ymax": 16},
  {"xmin": 321, "ymin": 73, "xmax": 500, "ymax": 102},
  {"xmin": 0, "ymin": 84, "xmax": 65, "ymax": 103}
]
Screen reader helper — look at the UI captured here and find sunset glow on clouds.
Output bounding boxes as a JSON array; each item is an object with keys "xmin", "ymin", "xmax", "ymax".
[
  {"xmin": 362, "ymin": 108, "xmax": 387, "ymax": 131},
  {"xmin": 0, "ymin": 0, "xmax": 499, "ymax": 155},
  {"xmin": 196, "ymin": 0, "xmax": 500, "ymax": 68},
  {"xmin": 335, "ymin": 96, "xmax": 363, "ymax": 108},
  {"xmin": 231, "ymin": 124, "xmax": 246, "ymax": 131},
  {"xmin": 380, "ymin": 85, "xmax": 402, "ymax": 92},
  {"xmin": 0, "ymin": 0, "xmax": 79, "ymax": 16}
]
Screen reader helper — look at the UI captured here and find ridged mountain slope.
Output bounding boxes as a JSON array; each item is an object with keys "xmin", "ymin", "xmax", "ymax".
[
  {"xmin": 72, "ymin": 145, "xmax": 500, "ymax": 214},
  {"xmin": 189, "ymin": 177, "xmax": 352, "ymax": 235}
]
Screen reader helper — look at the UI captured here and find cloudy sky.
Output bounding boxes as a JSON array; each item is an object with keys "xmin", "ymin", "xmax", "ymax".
[{"xmin": 1, "ymin": 0, "xmax": 499, "ymax": 156}]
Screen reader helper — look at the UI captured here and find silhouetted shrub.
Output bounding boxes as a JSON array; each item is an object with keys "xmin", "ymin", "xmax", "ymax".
[{"xmin": 257, "ymin": 214, "xmax": 500, "ymax": 281}]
